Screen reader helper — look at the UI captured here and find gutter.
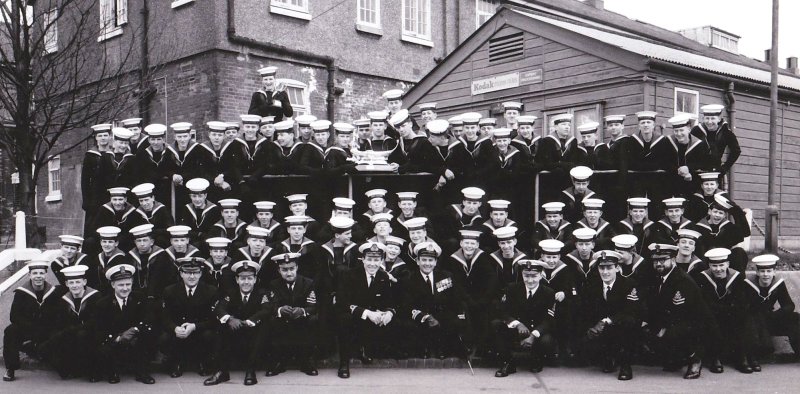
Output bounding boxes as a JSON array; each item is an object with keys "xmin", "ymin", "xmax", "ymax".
[{"xmin": 226, "ymin": 0, "xmax": 336, "ymax": 121}]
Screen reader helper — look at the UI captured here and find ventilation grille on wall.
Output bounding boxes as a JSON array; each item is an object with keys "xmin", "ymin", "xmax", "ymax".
[{"xmin": 488, "ymin": 32, "xmax": 524, "ymax": 63}]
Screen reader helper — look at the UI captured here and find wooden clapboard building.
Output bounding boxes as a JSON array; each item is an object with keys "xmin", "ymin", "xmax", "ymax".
[{"xmin": 403, "ymin": 2, "xmax": 800, "ymax": 249}]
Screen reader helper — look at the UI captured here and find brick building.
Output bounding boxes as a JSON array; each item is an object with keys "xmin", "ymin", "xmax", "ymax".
[{"xmin": 32, "ymin": 0, "xmax": 506, "ymax": 245}]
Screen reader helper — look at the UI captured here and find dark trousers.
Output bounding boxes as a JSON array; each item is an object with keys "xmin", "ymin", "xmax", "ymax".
[
  {"xmin": 267, "ymin": 316, "xmax": 319, "ymax": 364},
  {"xmin": 754, "ymin": 310, "xmax": 800, "ymax": 356},
  {"xmin": 97, "ymin": 332, "xmax": 157, "ymax": 376},
  {"xmin": 43, "ymin": 327, "xmax": 98, "ymax": 377},
  {"xmin": 215, "ymin": 325, "xmax": 267, "ymax": 371},
  {"xmin": 159, "ymin": 327, "xmax": 216, "ymax": 368},
  {"xmin": 648, "ymin": 322, "xmax": 705, "ymax": 365},
  {"xmin": 337, "ymin": 313, "xmax": 403, "ymax": 362},
  {"xmin": 408, "ymin": 315, "xmax": 469, "ymax": 357},
  {"xmin": 707, "ymin": 311, "xmax": 756, "ymax": 360},
  {"xmin": 3, "ymin": 324, "xmax": 45, "ymax": 370},
  {"xmin": 581, "ymin": 322, "xmax": 638, "ymax": 365},
  {"xmin": 491, "ymin": 320, "xmax": 555, "ymax": 364}
]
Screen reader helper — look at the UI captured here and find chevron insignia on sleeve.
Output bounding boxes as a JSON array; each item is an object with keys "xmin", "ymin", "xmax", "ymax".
[
  {"xmin": 627, "ymin": 288, "xmax": 639, "ymax": 301},
  {"xmin": 672, "ymin": 291, "xmax": 685, "ymax": 305},
  {"xmin": 412, "ymin": 309, "xmax": 421, "ymax": 320},
  {"xmin": 548, "ymin": 308, "xmax": 555, "ymax": 317},
  {"xmin": 307, "ymin": 290, "xmax": 317, "ymax": 304}
]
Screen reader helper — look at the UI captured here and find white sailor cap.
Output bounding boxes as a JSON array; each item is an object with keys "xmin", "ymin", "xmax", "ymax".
[
  {"xmin": 131, "ymin": 183, "xmax": 155, "ymax": 198},
  {"xmin": 207, "ymin": 121, "xmax": 228, "ymax": 132},
  {"xmin": 107, "ymin": 187, "xmax": 129, "ymax": 197},
  {"xmin": 572, "ymin": 228, "xmax": 597, "ymax": 241},
  {"xmin": 112, "ymin": 127, "xmax": 134, "ymax": 141},
  {"xmin": 170, "ymin": 122, "xmax": 193, "ymax": 133},
  {"xmin": 385, "ymin": 235, "xmax": 406, "ymax": 247},
  {"xmin": 27, "ymin": 258, "xmax": 51, "ymax": 272},
  {"xmin": 418, "ymin": 102, "xmax": 437, "ymax": 111},
  {"xmin": 332, "ymin": 197, "xmax": 356, "ymax": 210},
  {"xmin": 368, "ymin": 111, "xmax": 389, "ymax": 122},
  {"xmin": 701, "ymin": 104, "xmax": 725, "ymax": 116},
  {"xmin": 712, "ymin": 194, "xmax": 733, "ymax": 211},
  {"xmin": 206, "ymin": 237, "xmax": 232, "ymax": 249},
  {"xmin": 253, "ymin": 201, "xmax": 276, "ymax": 211},
  {"xmin": 225, "ymin": 122, "xmax": 240, "ymax": 131},
  {"xmin": 105, "ymin": 264, "xmax": 136, "ymax": 281},
  {"xmin": 370, "ymin": 213, "xmax": 393, "ymax": 224},
  {"xmin": 426, "ymin": 119, "xmax": 449, "ymax": 135},
  {"xmin": 636, "ymin": 111, "xmax": 657, "ymax": 121},
  {"xmin": 329, "ymin": 216, "xmax": 355, "ymax": 230},
  {"xmin": 604, "ymin": 115, "xmax": 625, "ymax": 124},
  {"xmin": 494, "ymin": 226, "xmax": 518, "ymax": 241},
  {"xmin": 396, "ymin": 192, "xmax": 418, "ymax": 201},
  {"xmin": 389, "ymin": 109, "xmax": 411, "ymax": 127},
  {"xmin": 129, "ymin": 224, "xmax": 155, "ymax": 239},
  {"xmin": 365, "ymin": 189, "xmax": 388, "ymax": 200},
  {"xmin": 577, "ymin": 122, "xmax": 600, "ymax": 134},
  {"xmin": 699, "ymin": 172, "xmax": 721, "ymax": 181},
  {"xmin": 144, "ymin": 123, "xmax": 167, "ymax": 137},
  {"xmin": 459, "ymin": 230, "xmax": 482, "ymax": 240},
  {"xmin": 186, "ymin": 178, "xmax": 210, "ymax": 193},
  {"xmin": 502, "ymin": 101, "xmax": 523, "ymax": 111},
  {"xmin": 295, "ymin": 114, "xmax": 318, "ymax": 126},
  {"xmin": 538, "ymin": 239, "xmax": 564, "ymax": 254},
  {"xmin": 91, "ymin": 123, "xmax": 113, "ymax": 134},
  {"xmin": 402, "ymin": 217, "xmax": 427, "ymax": 231},
  {"xmin": 627, "ymin": 197, "xmax": 650, "ymax": 207},
  {"xmin": 662, "ymin": 197, "xmax": 687, "ymax": 208},
  {"xmin": 61, "ymin": 264, "xmax": 90, "ymax": 279},
  {"xmin": 257, "ymin": 66, "xmax": 277, "ymax": 76},
  {"xmin": 284, "ymin": 215, "xmax": 310, "ymax": 226},
  {"xmin": 167, "ymin": 225, "xmax": 191, "ymax": 238},
  {"xmin": 121, "ymin": 118, "xmax": 143, "ymax": 127},
  {"xmin": 677, "ymin": 229, "xmax": 702, "ymax": 241},
  {"xmin": 59, "ymin": 235, "xmax": 84, "ymax": 247},
  {"xmin": 753, "ymin": 254, "xmax": 779, "ymax": 270},
  {"xmin": 668, "ymin": 114, "xmax": 692, "ymax": 128},
  {"xmin": 353, "ymin": 118, "xmax": 371, "ymax": 127},
  {"xmin": 448, "ymin": 115, "xmax": 464, "ymax": 126},
  {"xmin": 260, "ymin": 116, "xmax": 275, "ymax": 125},
  {"xmin": 274, "ymin": 120, "xmax": 295, "ymax": 133},
  {"xmin": 517, "ymin": 115, "xmax": 537, "ymax": 125},
  {"xmin": 492, "ymin": 127, "xmax": 512, "ymax": 138},
  {"xmin": 542, "ymin": 201, "xmax": 565, "ymax": 213},
  {"xmin": 310, "ymin": 120, "xmax": 332, "ymax": 132},
  {"xmin": 240, "ymin": 114, "xmax": 262, "ymax": 125},
  {"xmin": 460, "ymin": 112, "xmax": 482, "ymax": 125},
  {"xmin": 570, "ymin": 166, "xmax": 593, "ymax": 180},
  {"xmin": 487, "ymin": 199, "xmax": 511, "ymax": 211},
  {"xmin": 246, "ymin": 226, "xmax": 271, "ymax": 239},
  {"xmin": 705, "ymin": 248, "xmax": 732, "ymax": 262},
  {"xmin": 582, "ymin": 198, "xmax": 605, "ymax": 210},
  {"xmin": 382, "ymin": 89, "xmax": 404, "ymax": 101},
  {"xmin": 461, "ymin": 187, "xmax": 485, "ymax": 201},
  {"xmin": 333, "ymin": 123, "xmax": 355, "ymax": 134},
  {"xmin": 612, "ymin": 234, "xmax": 638, "ymax": 251},
  {"xmin": 97, "ymin": 226, "xmax": 121, "ymax": 239},
  {"xmin": 286, "ymin": 194, "xmax": 308, "ymax": 204},
  {"xmin": 478, "ymin": 117, "xmax": 497, "ymax": 126},
  {"xmin": 218, "ymin": 199, "xmax": 241, "ymax": 209},
  {"xmin": 551, "ymin": 113, "xmax": 573, "ymax": 125}
]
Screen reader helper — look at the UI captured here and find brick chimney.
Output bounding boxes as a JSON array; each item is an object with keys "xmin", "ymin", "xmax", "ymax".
[
  {"xmin": 787, "ymin": 57, "xmax": 799, "ymax": 75},
  {"xmin": 765, "ymin": 49, "xmax": 771, "ymax": 62}
]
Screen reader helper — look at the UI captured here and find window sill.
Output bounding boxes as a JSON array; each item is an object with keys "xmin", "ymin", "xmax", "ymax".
[
  {"xmin": 401, "ymin": 34, "xmax": 433, "ymax": 48},
  {"xmin": 171, "ymin": 0, "xmax": 195, "ymax": 9},
  {"xmin": 97, "ymin": 27, "xmax": 123, "ymax": 42},
  {"xmin": 356, "ymin": 23, "xmax": 383, "ymax": 36},
  {"xmin": 45, "ymin": 193, "xmax": 62, "ymax": 203},
  {"xmin": 270, "ymin": 5, "xmax": 311, "ymax": 21}
]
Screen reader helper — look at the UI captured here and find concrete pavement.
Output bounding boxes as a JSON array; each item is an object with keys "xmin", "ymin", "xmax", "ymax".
[{"xmin": 2, "ymin": 365, "xmax": 800, "ymax": 393}]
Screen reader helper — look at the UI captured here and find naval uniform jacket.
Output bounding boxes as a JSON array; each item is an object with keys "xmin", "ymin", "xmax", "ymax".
[
  {"xmin": 247, "ymin": 88, "xmax": 293, "ymax": 121},
  {"xmin": 690, "ymin": 122, "xmax": 740, "ymax": 174},
  {"xmin": 495, "ymin": 283, "xmax": 556, "ymax": 333},
  {"xmin": 178, "ymin": 202, "xmax": 221, "ymax": 247},
  {"xmin": 9, "ymin": 281, "xmax": 61, "ymax": 338},
  {"xmin": 128, "ymin": 246, "xmax": 178, "ymax": 299},
  {"xmin": 442, "ymin": 249, "xmax": 499, "ymax": 308}
]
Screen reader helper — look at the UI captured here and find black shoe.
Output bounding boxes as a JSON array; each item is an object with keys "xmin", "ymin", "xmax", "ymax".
[
  {"xmin": 494, "ymin": 363, "xmax": 516, "ymax": 377},
  {"xmin": 203, "ymin": 371, "xmax": 230, "ymax": 386},
  {"xmin": 736, "ymin": 358, "xmax": 753, "ymax": 374},
  {"xmin": 301, "ymin": 360, "xmax": 318, "ymax": 376},
  {"xmin": 602, "ymin": 358, "xmax": 616, "ymax": 373},
  {"xmin": 244, "ymin": 370, "xmax": 257, "ymax": 386},
  {"xmin": 708, "ymin": 358, "xmax": 724, "ymax": 374},
  {"xmin": 748, "ymin": 356, "xmax": 761, "ymax": 372},
  {"xmin": 169, "ymin": 364, "xmax": 183, "ymax": 378},
  {"xmin": 265, "ymin": 362, "xmax": 285, "ymax": 377},
  {"xmin": 684, "ymin": 360, "xmax": 702, "ymax": 380},
  {"xmin": 3, "ymin": 369, "xmax": 15, "ymax": 382},
  {"xmin": 108, "ymin": 373, "xmax": 120, "ymax": 384},
  {"xmin": 358, "ymin": 347, "xmax": 373, "ymax": 364},
  {"xmin": 529, "ymin": 358, "xmax": 543, "ymax": 373},
  {"xmin": 338, "ymin": 366, "xmax": 350, "ymax": 379},
  {"xmin": 135, "ymin": 374, "xmax": 155, "ymax": 384},
  {"xmin": 618, "ymin": 364, "xmax": 633, "ymax": 381},
  {"xmin": 88, "ymin": 374, "xmax": 102, "ymax": 383}
]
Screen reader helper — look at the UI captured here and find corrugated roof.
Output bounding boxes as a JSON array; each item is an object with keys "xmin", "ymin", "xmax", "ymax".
[{"xmin": 514, "ymin": 10, "xmax": 800, "ymax": 91}]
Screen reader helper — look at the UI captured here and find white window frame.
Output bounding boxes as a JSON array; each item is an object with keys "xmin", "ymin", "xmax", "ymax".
[
  {"xmin": 270, "ymin": 0, "xmax": 311, "ymax": 21},
  {"xmin": 277, "ymin": 78, "xmax": 310, "ymax": 116},
  {"xmin": 45, "ymin": 156, "xmax": 61, "ymax": 202},
  {"xmin": 171, "ymin": 0, "xmax": 195, "ymax": 9},
  {"xmin": 711, "ymin": 29, "xmax": 738, "ymax": 53},
  {"xmin": 356, "ymin": 0, "xmax": 382, "ymax": 35},
  {"xmin": 674, "ymin": 87, "xmax": 700, "ymax": 119},
  {"xmin": 542, "ymin": 103, "xmax": 602, "ymax": 139},
  {"xmin": 43, "ymin": 8, "xmax": 58, "ymax": 54},
  {"xmin": 98, "ymin": 0, "xmax": 128, "ymax": 42},
  {"xmin": 401, "ymin": 0, "xmax": 433, "ymax": 47},
  {"xmin": 475, "ymin": 0, "xmax": 496, "ymax": 29}
]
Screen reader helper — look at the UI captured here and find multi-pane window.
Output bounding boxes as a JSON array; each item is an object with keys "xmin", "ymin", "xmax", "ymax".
[
  {"xmin": 277, "ymin": 79, "xmax": 310, "ymax": 116},
  {"xmin": 99, "ymin": 0, "xmax": 127, "ymax": 40},
  {"xmin": 46, "ymin": 156, "xmax": 61, "ymax": 201},
  {"xmin": 43, "ymin": 9, "xmax": 58, "ymax": 53},
  {"xmin": 675, "ymin": 88, "xmax": 699, "ymax": 119},
  {"xmin": 402, "ymin": 0, "xmax": 431, "ymax": 41},
  {"xmin": 272, "ymin": 0, "xmax": 308, "ymax": 12},
  {"xmin": 711, "ymin": 30, "xmax": 738, "ymax": 53},
  {"xmin": 357, "ymin": 0, "xmax": 380, "ymax": 27},
  {"xmin": 476, "ymin": 0, "xmax": 496, "ymax": 29}
]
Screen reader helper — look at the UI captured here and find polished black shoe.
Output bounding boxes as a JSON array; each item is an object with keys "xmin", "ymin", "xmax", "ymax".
[
  {"xmin": 3, "ymin": 369, "xmax": 15, "ymax": 382},
  {"xmin": 338, "ymin": 366, "xmax": 350, "ymax": 379},
  {"xmin": 494, "ymin": 363, "xmax": 517, "ymax": 377},
  {"xmin": 265, "ymin": 363, "xmax": 285, "ymax": 377},
  {"xmin": 601, "ymin": 358, "xmax": 616, "ymax": 373},
  {"xmin": 618, "ymin": 364, "xmax": 633, "ymax": 381},
  {"xmin": 203, "ymin": 371, "xmax": 230, "ymax": 386},
  {"xmin": 169, "ymin": 364, "xmax": 183, "ymax": 378},
  {"xmin": 358, "ymin": 347, "xmax": 373, "ymax": 364},
  {"xmin": 108, "ymin": 373, "xmax": 120, "ymax": 384},
  {"xmin": 736, "ymin": 358, "xmax": 753, "ymax": 374},
  {"xmin": 301, "ymin": 360, "xmax": 318, "ymax": 376},
  {"xmin": 244, "ymin": 370, "xmax": 257, "ymax": 386},
  {"xmin": 88, "ymin": 374, "xmax": 102, "ymax": 383},
  {"xmin": 748, "ymin": 356, "xmax": 761, "ymax": 372},
  {"xmin": 708, "ymin": 358, "xmax": 724, "ymax": 374},
  {"xmin": 684, "ymin": 360, "xmax": 702, "ymax": 380},
  {"xmin": 135, "ymin": 374, "xmax": 155, "ymax": 384}
]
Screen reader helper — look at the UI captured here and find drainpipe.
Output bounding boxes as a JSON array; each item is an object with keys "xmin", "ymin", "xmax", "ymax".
[
  {"xmin": 139, "ymin": 1, "xmax": 151, "ymax": 124},
  {"xmin": 227, "ymin": 0, "xmax": 336, "ymax": 121},
  {"xmin": 724, "ymin": 82, "xmax": 736, "ymax": 198}
]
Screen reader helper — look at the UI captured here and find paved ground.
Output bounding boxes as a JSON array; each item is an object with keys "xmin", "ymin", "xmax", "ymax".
[{"xmin": 3, "ymin": 365, "xmax": 800, "ymax": 393}]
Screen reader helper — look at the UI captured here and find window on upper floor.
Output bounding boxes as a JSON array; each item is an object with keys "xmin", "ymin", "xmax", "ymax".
[
  {"xmin": 277, "ymin": 79, "xmax": 310, "ymax": 116},
  {"xmin": 43, "ymin": 8, "xmax": 58, "ymax": 54},
  {"xmin": 476, "ymin": 0, "xmax": 496, "ymax": 29},
  {"xmin": 271, "ymin": 0, "xmax": 311, "ymax": 21},
  {"xmin": 46, "ymin": 156, "xmax": 61, "ymax": 202},
  {"xmin": 711, "ymin": 30, "xmax": 738, "ymax": 53},
  {"xmin": 356, "ymin": 0, "xmax": 382, "ymax": 35},
  {"xmin": 171, "ymin": 0, "xmax": 196, "ymax": 9},
  {"xmin": 674, "ymin": 87, "xmax": 699, "ymax": 119},
  {"xmin": 401, "ymin": 0, "xmax": 432, "ymax": 47},
  {"xmin": 98, "ymin": 0, "xmax": 127, "ymax": 42}
]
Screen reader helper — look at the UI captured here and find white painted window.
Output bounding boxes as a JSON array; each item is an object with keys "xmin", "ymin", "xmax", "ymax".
[
  {"xmin": 357, "ymin": 0, "xmax": 381, "ymax": 28},
  {"xmin": 543, "ymin": 104, "xmax": 602, "ymax": 139},
  {"xmin": 171, "ymin": 0, "xmax": 196, "ymax": 9},
  {"xmin": 277, "ymin": 79, "xmax": 310, "ymax": 116},
  {"xmin": 98, "ymin": 0, "xmax": 127, "ymax": 42},
  {"xmin": 674, "ymin": 88, "xmax": 699, "ymax": 119},
  {"xmin": 402, "ymin": 0, "xmax": 432, "ymax": 46},
  {"xmin": 476, "ymin": 0, "xmax": 496, "ymax": 29},
  {"xmin": 271, "ymin": 0, "xmax": 311, "ymax": 20},
  {"xmin": 711, "ymin": 30, "xmax": 738, "ymax": 53},
  {"xmin": 46, "ymin": 156, "xmax": 61, "ymax": 202},
  {"xmin": 43, "ymin": 9, "xmax": 58, "ymax": 53}
]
